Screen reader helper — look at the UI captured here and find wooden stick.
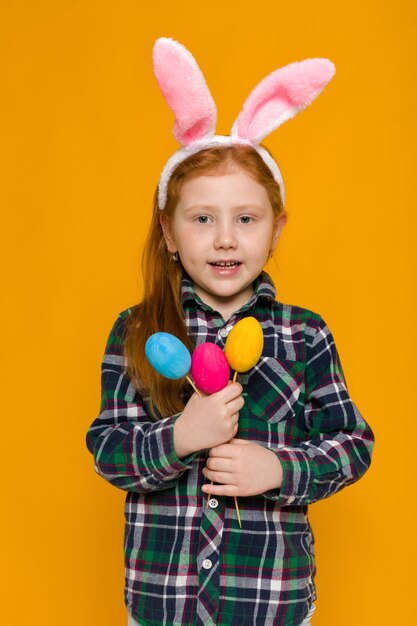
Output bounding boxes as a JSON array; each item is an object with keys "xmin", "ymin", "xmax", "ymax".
[
  {"xmin": 234, "ymin": 496, "xmax": 242, "ymax": 528},
  {"xmin": 186, "ymin": 375, "xmax": 201, "ymax": 397},
  {"xmin": 232, "ymin": 370, "xmax": 238, "ymax": 383}
]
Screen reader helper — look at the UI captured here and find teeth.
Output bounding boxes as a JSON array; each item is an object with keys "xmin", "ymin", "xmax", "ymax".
[{"xmin": 212, "ymin": 261, "xmax": 239, "ymax": 267}]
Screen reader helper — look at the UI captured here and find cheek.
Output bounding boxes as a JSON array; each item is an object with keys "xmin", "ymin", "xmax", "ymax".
[
  {"xmin": 179, "ymin": 227, "xmax": 209, "ymax": 249},
  {"xmin": 176, "ymin": 232, "xmax": 204, "ymax": 263},
  {"xmin": 243, "ymin": 229, "xmax": 271, "ymax": 251}
]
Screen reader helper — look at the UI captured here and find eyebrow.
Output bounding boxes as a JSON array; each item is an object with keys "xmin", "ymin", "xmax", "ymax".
[{"xmin": 183, "ymin": 204, "xmax": 267, "ymax": 213}]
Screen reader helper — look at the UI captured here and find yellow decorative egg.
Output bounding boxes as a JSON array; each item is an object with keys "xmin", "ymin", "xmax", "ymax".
[{"xmin": 224, "ymin": 317, "xmax": 264, "ymax": 372}]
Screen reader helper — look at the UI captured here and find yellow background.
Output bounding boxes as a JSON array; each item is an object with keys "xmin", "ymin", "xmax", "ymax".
[{"xmin": 1, "ymin": 1, "xmax": 416, "ymax": 624}]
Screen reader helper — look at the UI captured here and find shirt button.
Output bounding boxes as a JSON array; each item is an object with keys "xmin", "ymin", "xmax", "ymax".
[
  {"xmin": 287, "ymin": 495, "xmax": 295, "ymax": 504},
  {"xmin": 208, "ymin": 498, "xmax": 218, "ymax": 509},
  {"xmin": 202, "ymin": 559, "xmax": 212, "ymax": 569},
  {"xmin": 219, "ymin": 328, "xmax": 229, "ymax": 337}
]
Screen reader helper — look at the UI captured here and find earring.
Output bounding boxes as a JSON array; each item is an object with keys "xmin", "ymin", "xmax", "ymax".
[
  {"xmin": 267, "ymin": 251, "xmax": 273, "ymax": 260},
  {"xmin": 171, "ymin": 251, "xmax": 178, "ymax": 261}
]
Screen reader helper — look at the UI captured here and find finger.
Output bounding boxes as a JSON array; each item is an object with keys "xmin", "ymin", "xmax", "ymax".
[
  {"xmin": 202, "ymin": 483, "xmax": 240, "ymax": 497},
  {"xmin": 229, "ymin": 438, "xmax": 251, "ymax": 445},
  {"xmin": 206, "ymin": 456, "xmax": 234, "ymax": 471},
  {"xmin": 203, "ymin": 468, "xmax": 234, "ymax": 484},
  {"xmin": 208, "ymin": 443, "xmax": 234, "ymax": 458},
  {"xmin": 227, "ymin": 396, "xmax": 245, "ymax": 413},
  {"xmin": 215, "ymin": 382, "xmax": 243, "ymax": 401}
]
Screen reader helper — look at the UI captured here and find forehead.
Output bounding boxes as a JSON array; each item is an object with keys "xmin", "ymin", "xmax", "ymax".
[{"xmin": 178, "ymin": 167, "xmax": 271, "ymax": 208}]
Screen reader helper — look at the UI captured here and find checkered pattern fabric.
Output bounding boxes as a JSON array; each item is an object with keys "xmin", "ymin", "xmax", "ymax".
[{"xmin": 86, "ymin": 271, "xmax": 375, "ymax": 626}]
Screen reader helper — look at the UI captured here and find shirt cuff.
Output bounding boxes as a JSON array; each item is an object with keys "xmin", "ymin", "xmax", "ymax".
[
  {"xmin": 170, "ymin": 413, "xmax": 199, "ymax": 467},
  {"xmin": 262, "ymin": 447, "xmax": 316, "ymax": 506},
  {"xmin": 155, "ymin": 413, "xmax": 198, "ymax": 478}
]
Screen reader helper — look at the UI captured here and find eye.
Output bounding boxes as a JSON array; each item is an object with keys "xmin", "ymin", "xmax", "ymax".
[
  {"xmin": 239, "ymin": 215, "xmax": 253, "ymax": 224},
  {"xmin": 196, "ymin": 215, "xmax": 211, "ymax": 224}
]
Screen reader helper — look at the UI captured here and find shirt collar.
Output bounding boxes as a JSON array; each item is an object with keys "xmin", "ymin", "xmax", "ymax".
[{"xmin": 180, "ymin": 270, "xmax": 277, "ymax": 315}]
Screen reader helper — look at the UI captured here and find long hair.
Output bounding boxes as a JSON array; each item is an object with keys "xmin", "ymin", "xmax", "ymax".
[{"xmin": 123, "ymin": 144, "xmax": 286, "ymax": 420}]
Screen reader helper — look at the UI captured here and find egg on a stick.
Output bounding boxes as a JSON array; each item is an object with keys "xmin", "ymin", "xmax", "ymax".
[
  {"xmin": 145, "ymin": 332, "xmax": 201, "ymax": 396},
  {"xmin": 190, "ymin": 342, "xmax": 230, "ymax": 394},
  {"xmin": 225, "ymin": 317, "xmax": 264, "ymax": 381}
]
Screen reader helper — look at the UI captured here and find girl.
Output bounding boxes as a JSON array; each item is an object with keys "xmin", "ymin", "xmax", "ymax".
[{"xmin": 86, "ymin": 38, "xmax": 375, "ymax": 626}]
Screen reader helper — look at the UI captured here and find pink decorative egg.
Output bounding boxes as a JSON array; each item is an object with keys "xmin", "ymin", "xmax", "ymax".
[{"xmin": 191, "ymin": 342, "xmax": 230, "ymax": 394}]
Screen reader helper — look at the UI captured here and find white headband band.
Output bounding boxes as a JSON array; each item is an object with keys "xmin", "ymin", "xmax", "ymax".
[
  {"xmin": 152, "ymin": 37, "xmax": 336, "ymax": 211},
  {"xmin": 158, "ymin": 135, "xmax": 286, "ymax": 211}
]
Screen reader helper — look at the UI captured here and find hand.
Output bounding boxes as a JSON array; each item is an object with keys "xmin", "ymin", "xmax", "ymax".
[
  {"xmin": 201, "ymin": 439, "xmax": 284, "ymax": 497},
  {"xmin": 174, "ymin": 383, "xmax": 244, "ymax": 457}
]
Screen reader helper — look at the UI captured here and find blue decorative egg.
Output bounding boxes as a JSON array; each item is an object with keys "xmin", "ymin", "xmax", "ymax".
[{"xmin": 145, "ymin": 332, "xmax": 191, "ymax": 379}]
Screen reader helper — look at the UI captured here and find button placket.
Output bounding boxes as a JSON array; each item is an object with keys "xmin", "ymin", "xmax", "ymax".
[{"xmin": 197, "ymin": 503, "xmax": 224, "ymax": 621}]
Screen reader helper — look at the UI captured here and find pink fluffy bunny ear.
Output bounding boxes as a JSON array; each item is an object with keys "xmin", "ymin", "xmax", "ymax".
[
  {"xmin": 231, "ymin": 58, "xmax": 336, "ymax": 144},
  {"xmin": 152, "ymin": 37, "xmax": 217, "ymax": 147}
]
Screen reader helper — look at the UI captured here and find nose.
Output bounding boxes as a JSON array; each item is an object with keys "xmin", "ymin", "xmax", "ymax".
[{"xmin": 213, "ymin": 220, "xmax": 238, "ymax": 250}]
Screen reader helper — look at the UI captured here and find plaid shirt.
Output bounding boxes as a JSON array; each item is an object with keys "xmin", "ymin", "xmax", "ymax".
[{"xmin": 86, "ymin": 271, "xmax": 375, "ymax": 626}]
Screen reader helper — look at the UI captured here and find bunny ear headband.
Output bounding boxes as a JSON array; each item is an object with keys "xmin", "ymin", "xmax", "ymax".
[{"xmin": 152, "ymin": 37, "xmax": 336, "ymax": 210}]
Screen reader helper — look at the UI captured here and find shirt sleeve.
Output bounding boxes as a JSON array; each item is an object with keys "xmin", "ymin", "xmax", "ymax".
[
  {"xmin": 263, "ymin": 315, "xmax": 375, "ymax": 506},
  {"xmin": 85, "ymin": 311, "xmax": 198, "ymax": 493}
]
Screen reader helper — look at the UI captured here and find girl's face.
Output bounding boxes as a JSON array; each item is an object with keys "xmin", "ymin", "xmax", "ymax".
[{"xmin": 160, "ymin": 167, "xmax": 287, "ymax": 321}]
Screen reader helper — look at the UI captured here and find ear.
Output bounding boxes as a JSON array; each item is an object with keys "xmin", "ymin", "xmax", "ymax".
[
  {"xmin": 270, "ymin": 213, "xmax": 288, "ymax": 251},
  {"xmin": 231, "ymin": 58, "xmax": 335, "ymax": 145},
  {"xmin": 159, "ymin": 214, "xmax": 177, "ymax": 253},
  {"xmin": 152, "ymin": 37, "xmax": 217, "ymax": 147}
]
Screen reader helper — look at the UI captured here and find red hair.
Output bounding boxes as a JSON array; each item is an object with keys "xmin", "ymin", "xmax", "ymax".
[{"xmin": 123, "ymin": 144, "xmax": 286, "ymax": 419}]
